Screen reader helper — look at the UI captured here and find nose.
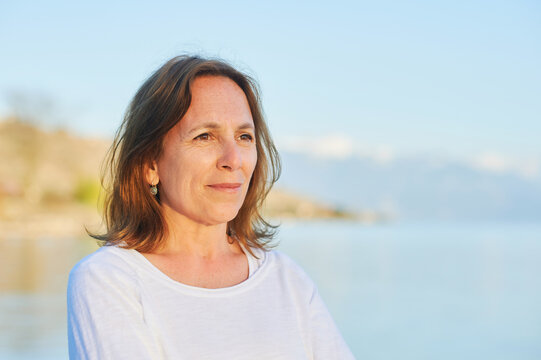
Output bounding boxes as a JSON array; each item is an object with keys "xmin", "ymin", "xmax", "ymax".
[{"xmin": 217, "ymin": 140, "xmax": 242, "ymax": 171}]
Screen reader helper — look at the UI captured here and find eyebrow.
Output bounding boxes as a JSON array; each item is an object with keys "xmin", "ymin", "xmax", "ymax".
[{"xmin": 187, "ymin": 121, "xmax": 255, "ymax": 134}]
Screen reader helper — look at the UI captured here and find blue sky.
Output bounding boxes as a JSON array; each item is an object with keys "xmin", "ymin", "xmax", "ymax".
[{"xmin": 1, "ymin": 0, "xmax": 540, "ymax": 162}]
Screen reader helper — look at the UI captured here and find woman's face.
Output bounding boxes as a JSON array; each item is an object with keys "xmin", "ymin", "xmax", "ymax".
[{"xmin": 148, "ymin": 76, "xmax": 257, "ymax": 226}]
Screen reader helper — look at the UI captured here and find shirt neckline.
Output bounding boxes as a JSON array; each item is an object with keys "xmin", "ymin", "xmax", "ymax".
[{"xmin": 115, "ymin": 245, "xmax": 269, "ymax": 297}]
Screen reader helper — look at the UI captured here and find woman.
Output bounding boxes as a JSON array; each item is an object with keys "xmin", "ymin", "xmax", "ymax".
[{"xmin": 67, "ymin": 55, "xmax": 354, "ymax": 359}]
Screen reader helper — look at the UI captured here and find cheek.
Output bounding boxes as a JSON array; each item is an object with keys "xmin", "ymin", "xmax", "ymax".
[
  {"xmin": 158, "ymin": 154, "xmax": 189, "ymax": 189},
  {"xmin": 246, "ymin": 149, "xmax": 258, "ymax": 176}
]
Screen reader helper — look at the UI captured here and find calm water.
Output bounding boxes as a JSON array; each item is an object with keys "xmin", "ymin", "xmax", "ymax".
[{"xmin": 1, "ymin": 221, "xmax": 540, "ymax": 359}]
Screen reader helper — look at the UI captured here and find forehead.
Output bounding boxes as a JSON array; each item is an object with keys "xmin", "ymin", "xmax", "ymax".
[
  {"xmin": 190, "ymin": 75, "xmax": 248, "ymax": 110},
  {"xmin": 191, "ymin": 75, "xmax": 242, "ymax": 95},
  {"xmin": 175, "ymin": 75, "xmax": 253, "ymax": 131}
]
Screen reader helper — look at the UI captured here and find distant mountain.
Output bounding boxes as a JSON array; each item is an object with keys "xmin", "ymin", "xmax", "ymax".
[
  {"xmin": 3, "ymin": 117, "xmax": 538, "ymax": 225},
  {"xmin": 0, "ymin": 119, "xmax": 362, "ymax": 239},
  {"xmin": 277, "ymin": 151, "xmax": 541, "ymax": 222}
]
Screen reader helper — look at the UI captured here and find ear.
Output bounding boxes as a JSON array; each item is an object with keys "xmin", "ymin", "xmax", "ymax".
[{"xmin": 145, "ymin": 160, "xmax": 159, "ymax": 186}]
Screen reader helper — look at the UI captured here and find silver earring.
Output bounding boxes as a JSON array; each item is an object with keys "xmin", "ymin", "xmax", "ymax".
[{"xmin": 150, "ymin": 184, "xmax": 158, "ymax": 196}]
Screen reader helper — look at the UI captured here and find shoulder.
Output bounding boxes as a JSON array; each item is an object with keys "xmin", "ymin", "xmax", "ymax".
[
  {"xmin": 69, "ymin": 245, "xmax": 136, "ymax": 276},
  {"xmin": 68, "ymin": 245, "xmax": 139, "ymax": 294},
  {"xmin": 266, "ymin": 249, "xmax": 310, "ymax": 276},
  {"xmin": 264, "ymin": 249, "xmax": 318, "ymax": 297}
]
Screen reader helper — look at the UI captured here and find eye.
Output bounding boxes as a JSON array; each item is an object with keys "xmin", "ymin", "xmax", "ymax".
[
  {"xmin": 194, "ymin": 133, "xmax": 211, "ymax": 141},
  {"xmin": 239, "ymin": 133, "xmax": 254, "ymax": 142}
]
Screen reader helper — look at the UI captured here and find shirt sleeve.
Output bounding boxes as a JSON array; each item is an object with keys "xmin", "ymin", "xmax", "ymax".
[
  {"xmin": 67, "ymin": 255, "xmax": 162, "ymax": 360},
  {"xmin": 308, "ymin": 287, "xmax": 356, "ymax": 360}
]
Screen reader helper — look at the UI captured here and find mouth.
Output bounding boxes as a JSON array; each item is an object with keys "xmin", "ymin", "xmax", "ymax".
[{"xmin": 207, "ymin": 183, "xmax": 243, "ymax": 193}]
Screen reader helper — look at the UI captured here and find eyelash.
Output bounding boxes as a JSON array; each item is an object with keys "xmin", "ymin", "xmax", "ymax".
[
  {"xmin": 194, "ymin": 133, "xmax": 211, "ymax": 141},
  {"xmin": 193, "ymin": 133, "xmax": 254, "ymax": 142},
  {"xmin": 240, "ymin": 134, "xmax": 254, "ymax": 141}
]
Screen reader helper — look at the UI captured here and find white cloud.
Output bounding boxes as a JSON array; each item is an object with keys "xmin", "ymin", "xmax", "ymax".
[
  {"xmin": 470, "ymin": 153, "xmax": 541, "ymax": 179},
  {"xmin": 278, "ymin": 134, "xmax": 395, "ymax": 163},
  {"xmin": 359, "ymin": 145, "xmax": 395, "ymax": 164},
  {"xmin": 278, "ymin": 136, "xmax": 541, "ymax": 179},
  {"xmin": 279, "ymin": 134, "xmax": 355, "ymax": 159}
]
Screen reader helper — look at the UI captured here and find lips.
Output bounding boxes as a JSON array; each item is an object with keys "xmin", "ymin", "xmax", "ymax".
[{"xmin": 207, "ymin": 183, "xmax": 242, "ymax": 193}]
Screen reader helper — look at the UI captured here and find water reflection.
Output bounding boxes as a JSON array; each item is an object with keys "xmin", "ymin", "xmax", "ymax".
[
  {"xmin": 0, "ymin": 236, "xmax": 98, "ymax": 359},
  {"xmin": 278, "ymin": 221, "xmax": 541, "ymax": 359},
  {"xmin": 1, "ymin": 222, "xmax": 541, "ymax": 359},
  {"xmin": 0, "ymin": 236, "xmax": 98, "ymax": 293}
]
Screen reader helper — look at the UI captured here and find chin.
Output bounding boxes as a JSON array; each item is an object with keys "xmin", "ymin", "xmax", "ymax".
[{"xmin": 202, "ymin": 204, "xmax": 242, "ymax": 226}]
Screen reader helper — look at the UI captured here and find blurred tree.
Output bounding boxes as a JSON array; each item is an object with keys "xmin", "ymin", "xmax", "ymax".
[{"xmin": 5, "ymin": 90, "xmax": 55, "ymax": 125}]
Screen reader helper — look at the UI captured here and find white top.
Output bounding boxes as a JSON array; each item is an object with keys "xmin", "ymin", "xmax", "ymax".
[{"xmin": 67, "ymin": 245, "xmax": 355, "ymax": 360}]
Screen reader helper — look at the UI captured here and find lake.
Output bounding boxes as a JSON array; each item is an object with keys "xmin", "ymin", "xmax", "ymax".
[{"xmin": 1, "ymin": 220, "xmax": 540, "ymax": 359}]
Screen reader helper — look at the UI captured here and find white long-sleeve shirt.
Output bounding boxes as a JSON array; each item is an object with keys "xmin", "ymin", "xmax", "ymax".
[{"xmin": 67, "ymin": 244, "xmax": 355, "ymax": 359}]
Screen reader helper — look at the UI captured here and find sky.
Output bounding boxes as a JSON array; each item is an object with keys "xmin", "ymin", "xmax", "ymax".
[{"xmin": 1, "ymin": 0, "xmax": 540, "ymax": 165}]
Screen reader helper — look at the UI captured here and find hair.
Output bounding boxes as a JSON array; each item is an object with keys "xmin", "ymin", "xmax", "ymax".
[{"xmin": 90, "ymin": 55, "xmax": 281, "ymax": 255}]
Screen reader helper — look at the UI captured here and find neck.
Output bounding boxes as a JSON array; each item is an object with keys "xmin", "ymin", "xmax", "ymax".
[{"xmin": 156, "ymin": 205, "xmax": 239, "ymax": 259}]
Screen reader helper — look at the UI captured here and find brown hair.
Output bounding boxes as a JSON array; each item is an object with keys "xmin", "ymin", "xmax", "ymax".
[{"xmin": 91, "ymin": 55, "xmax": 281, "ymax": 254}]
